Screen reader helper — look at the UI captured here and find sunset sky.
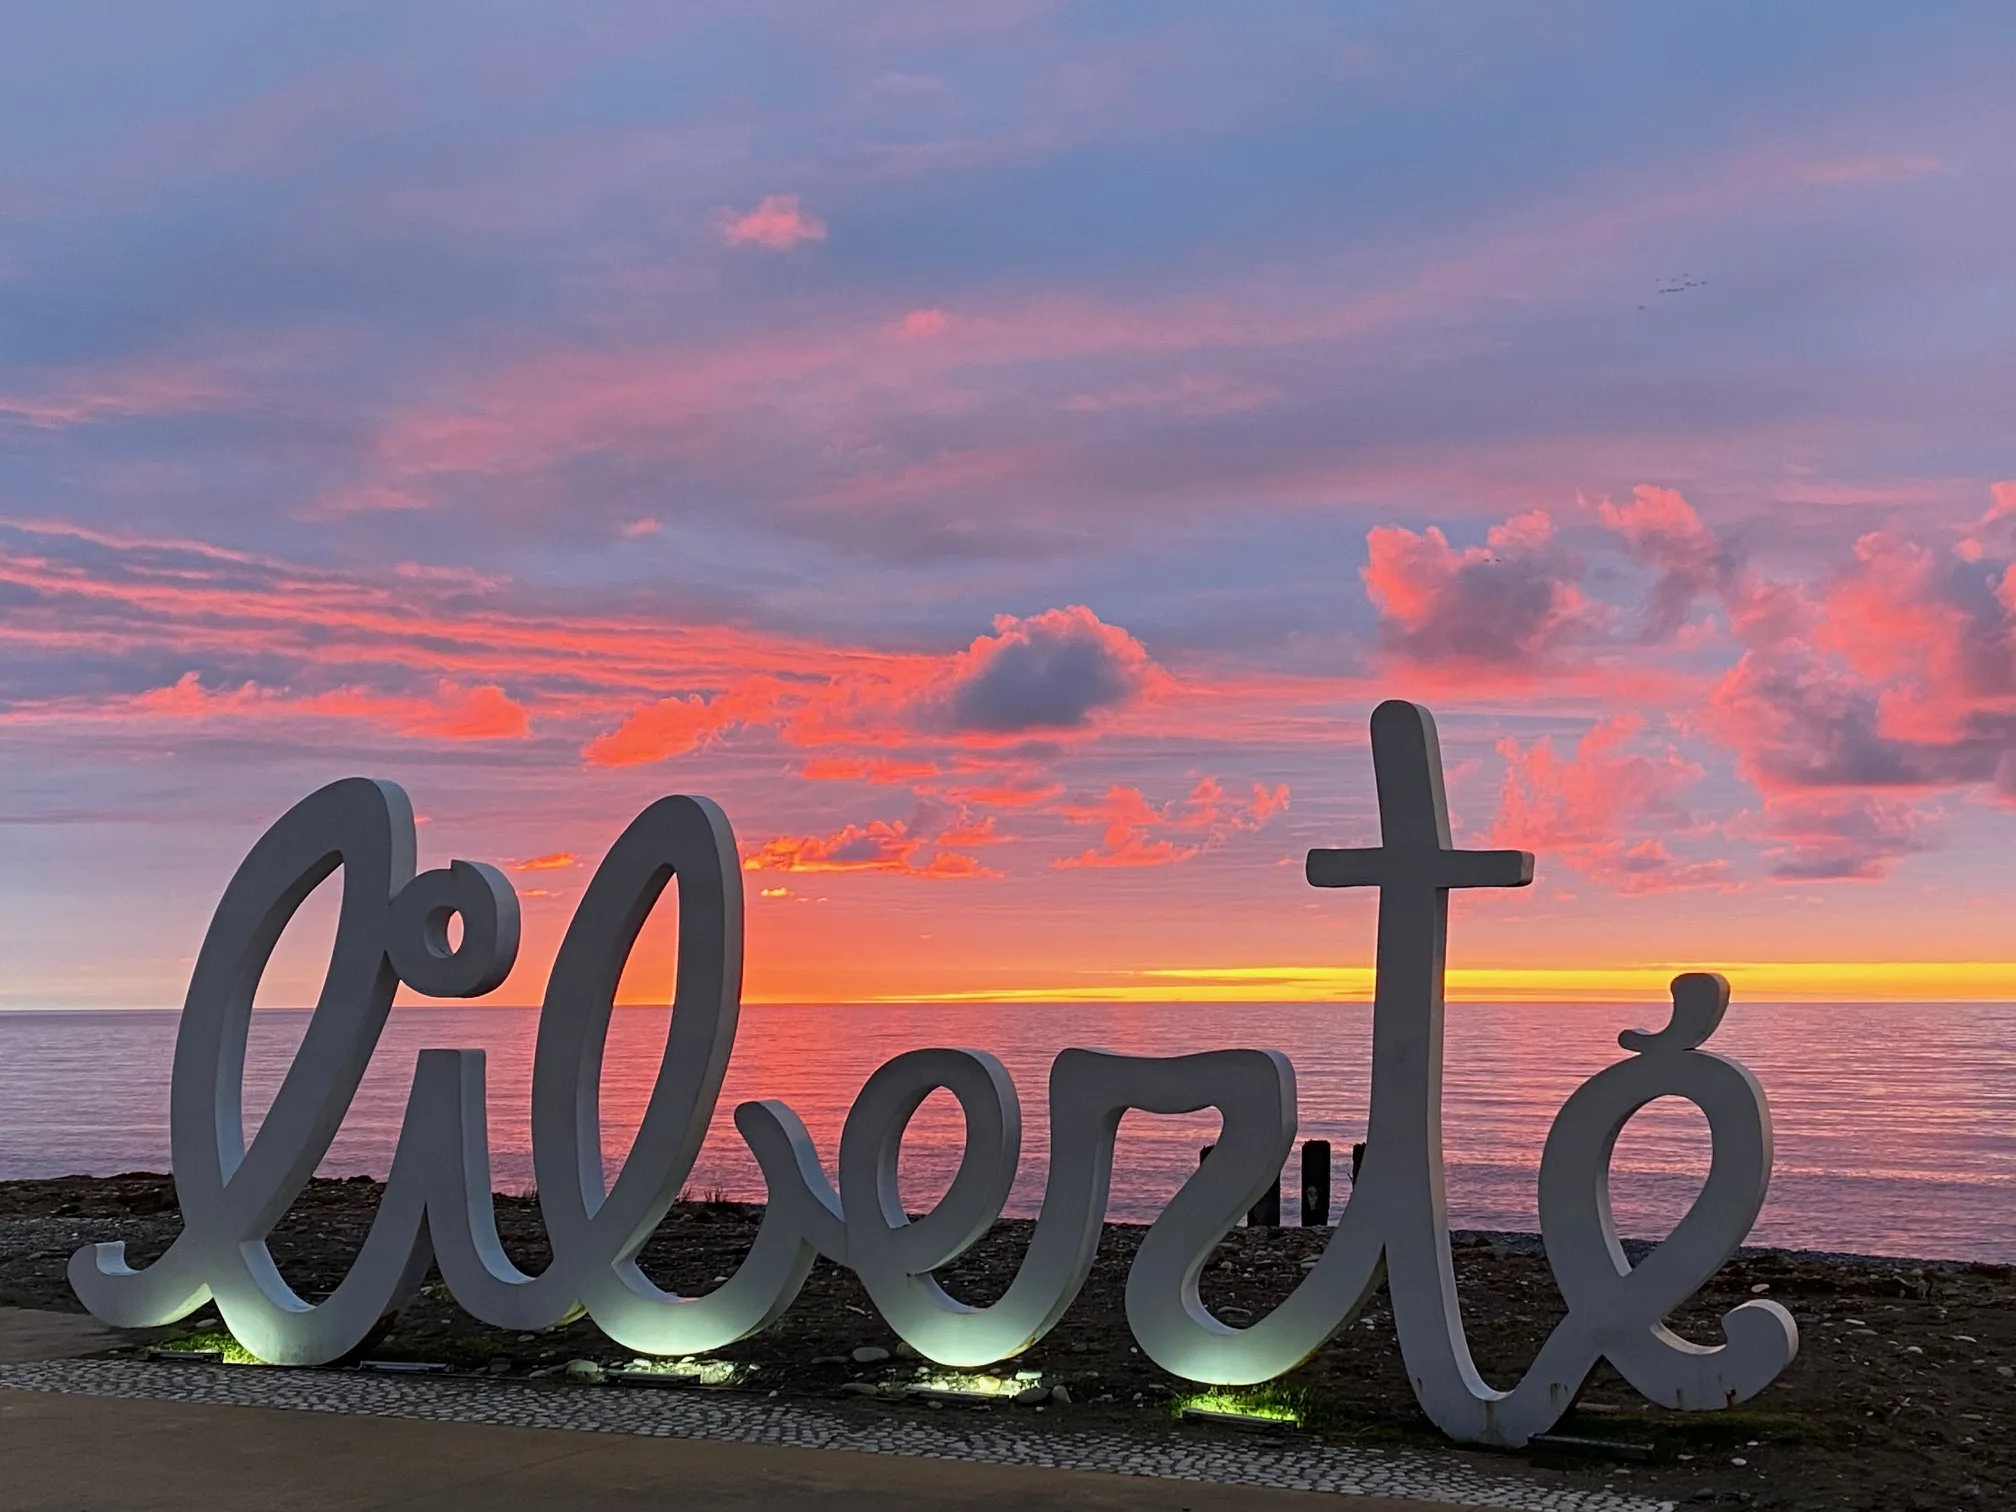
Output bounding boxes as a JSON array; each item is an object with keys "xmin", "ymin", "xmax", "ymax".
[{"xmin": 5, "ymin": 4, "xmax": 2016, "ymax": 1008}]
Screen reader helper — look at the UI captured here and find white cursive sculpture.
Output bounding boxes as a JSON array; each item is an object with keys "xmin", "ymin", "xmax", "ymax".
[
  {"xmin": 70, "ymin": 699, "xmax": 1797, "ymax": 1445},
  {"xmin": 1126, "ymin": 700, "xmax": 1799, "ymax": 1440}
]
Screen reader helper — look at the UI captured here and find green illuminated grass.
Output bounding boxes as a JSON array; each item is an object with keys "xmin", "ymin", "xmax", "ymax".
[
  {"xmin": 157, "ymin": 1330, "xmax": 263, "ymax": 1365},
  {"xmin": 1175, "ymin": 1385, "xmax": 1308, "ymax": 1426}
]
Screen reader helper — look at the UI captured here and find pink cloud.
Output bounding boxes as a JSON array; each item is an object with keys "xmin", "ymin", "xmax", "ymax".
[
  {"xmin": 1052, "ymin": 776, "xmax": 1286, "ymax": 868},
  {"xmin": 932, "ymin": 812, "xmax": 1002, "ymax": 847},
  {"xmin": 348, "ymin": 246, "xmax": 1673, "ymax": 494},
  {"xmin": 315, "ymin": 681, "xmax": 530, "ymax": 740},
  {"xmin": 582, "ymin": 677, "xmax": 788, "ymax": 766},
  {"xmin": 1490, "ymin": 715, "xmax": 1728, "ymax": 894},
  {"xmin": 1168, "ymin": 775, "xmax": 1290, "ymax": 832},
  {"xmin": 0, "ymin": 517, "xmax": 860, "ymax": 721},
  {"xmin": 801, "ymin": 755, "xmax": 944, "ymax": 785},
  {"xmin": 1698, "ymin": 502, "xmax": 2016, "ymax": 797},
  {"xmin": 717, "ymin": 193, "xmax": 827, "ymax": 250},
  {"xmin": 941, "ymin": 778, "xmax": 1064, "ymax": 808},
  {"xmin": 1579, "ymin": 491, "xmax": 2014, "ymax": 853},
  {"xmin": 126, "ymin": 671, "xmax": 531, "ymax": 741},
  {"xmin": 1736, "ymin": 792, "xmax": 1931, "ymax": 882},
  {"xmin": 1813, "ymin": 531, "xmax": 1986, "ymax": 743},
  {"xmin": 1654, "ymin": 501, "xmax": 2003, "ymax": 879},
  {"xmin": 898, "ymin": 308, "xmax": 950, "ymax": 338},
  {"xmin": 0, "ymin": 523, "xmax": 1287, "ymax": 795},
  {"xmin": 301, "ymin": 112, "xmax": 2003, "ymax": 525},
  {"xmin": 1979, "ymin": 480, "xmax": 2016, "ymax": 527},
  {"xmin": 1053, "ymin": 832, "xmax": 1200, "ymax": 869},
  {"xmin": 583, "ymin": 605, "xmax": 1163, "ymax": 765},
  {"xmin": 1411, "ymin": 486, "xmax": 1995, "ymax": 887},
  {"xmin": 1598, "ymin": 485, "xmax": 1739, "ymax": 640},
  {"xmin": 0, "ymin": 361, "xmax": 237, "ymax": 429},
  {"xmin": 741, "ymin": 818, "xmax": 997, "ymax": 879},
  {"xmin": 1605, "ymin": 485, "xmax": 1804, "ymax": 645},
  {"xmin": 1361, "ymin": 510, "xmax": 1595, "ymax": 674},
  {"xmin": 132, "ymin": 673, "xmax": 265, "ymax": 718}
]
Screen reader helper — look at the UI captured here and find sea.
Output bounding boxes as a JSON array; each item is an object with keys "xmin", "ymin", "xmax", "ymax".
[{"xmin": 0, "ymin": 1000, "xmax": 2010, "ymax": 1263}]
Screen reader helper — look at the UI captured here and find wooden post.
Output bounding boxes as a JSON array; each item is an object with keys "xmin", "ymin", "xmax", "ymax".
[{"xmin": 1300, "ymin": 1139, "xmax": 1331, "ymax": 1226}]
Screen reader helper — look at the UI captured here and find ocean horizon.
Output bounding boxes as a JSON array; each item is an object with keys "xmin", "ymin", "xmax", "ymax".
[{"xmin": 3, "ymin": 998, "xmax": 2010, "ymax": 1265}]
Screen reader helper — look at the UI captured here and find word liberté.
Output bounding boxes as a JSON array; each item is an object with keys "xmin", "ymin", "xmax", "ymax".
[{"xmin": 71, "ymin": 700, "xmax": 1798, "ymax": 1446}]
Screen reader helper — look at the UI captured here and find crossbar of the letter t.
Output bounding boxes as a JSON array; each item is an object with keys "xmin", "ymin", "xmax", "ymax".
[{"xmin": 1305, "ymin": 700, "xmax": 1534, "ymax": 898}]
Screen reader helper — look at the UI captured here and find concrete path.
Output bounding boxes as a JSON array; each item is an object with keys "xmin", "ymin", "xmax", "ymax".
[
  {"xmin": 0, "ymin": 1308, "xmax": 1500, "ymax": 1511},
  {"xmin": 0, "ymin": 1390, "xmax": 1482, "ymax": 1511},
  {"xmin": 0, "ymin": 1307, "xmax": 129, "ymax": 1365}
]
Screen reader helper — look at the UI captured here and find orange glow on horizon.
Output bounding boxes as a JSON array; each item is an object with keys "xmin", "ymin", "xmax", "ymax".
[{"xmin": 654, "ymin": 959, "xmax": 2016, "ymax": 1007}]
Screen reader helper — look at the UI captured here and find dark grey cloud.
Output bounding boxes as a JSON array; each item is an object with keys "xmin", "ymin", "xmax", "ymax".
[
  {"xmin": 941, "ymin": 608, "xmax": 1149, "ymax": 734},
  {"xmin": 1387, "ymin": 552, "xmax": 1581, "ymax": 666}
]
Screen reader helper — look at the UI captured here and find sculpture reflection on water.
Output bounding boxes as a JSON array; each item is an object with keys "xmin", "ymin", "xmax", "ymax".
[{"xmin": 70, "ymin": 699, "xmax": 1798, "ymax": 1446}]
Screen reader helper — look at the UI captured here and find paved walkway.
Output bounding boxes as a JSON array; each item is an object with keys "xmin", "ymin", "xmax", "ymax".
[
  {"xmin": 0, "ymin": 1307, "xmax": 127, "ymax": 1365},
  {"xmin": 0, "ymin": 1390, "xmax": 1465, "ymax": 1512},
  {"xmin": 0, "ymin": 1310, "xmax": 1654, "ymax": 1512}
]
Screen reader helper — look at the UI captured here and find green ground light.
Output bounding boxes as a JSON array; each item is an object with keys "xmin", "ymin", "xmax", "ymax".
[
  {"xmin": 153, "ymin": 1330, "xmax": 264, "ymax": 1365},
  {"xmin": 1175, "ymin": 1386, "xmax": 1306, "ymax": 1428}
]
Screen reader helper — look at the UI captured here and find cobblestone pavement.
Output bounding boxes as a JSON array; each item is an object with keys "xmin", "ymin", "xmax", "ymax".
[{"xmin": 0, "ymin": 1358, "xmax": 1669, "ymax": 1511}]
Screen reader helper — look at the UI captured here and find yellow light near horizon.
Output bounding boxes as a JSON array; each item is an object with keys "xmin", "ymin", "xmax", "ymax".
[{"xmin": 851, "ymin": 960, "xmax": 2016, "ymax": 1005}]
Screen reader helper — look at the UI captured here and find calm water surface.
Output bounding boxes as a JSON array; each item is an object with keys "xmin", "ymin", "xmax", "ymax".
[{"xmin": 0, "ymin": 1000, "xmax": 2009, "ymax": 1262}]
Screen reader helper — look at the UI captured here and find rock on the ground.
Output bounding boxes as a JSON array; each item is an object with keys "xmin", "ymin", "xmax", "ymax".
[
  {"xmin": 562, "ymin": 1359, "xmax": 605, "ymax": 1383},
  {"xmin": 1050, "ymin": 1384, "xmax": 1072, "ymax": 1405},
  {"xmin": 1012, "ymin": 1383, "xmax": 1049, "ymax": 1405},
  {"xmin": 851, "ymin": 1345, "xmax": 890, "ymax": 1364}
]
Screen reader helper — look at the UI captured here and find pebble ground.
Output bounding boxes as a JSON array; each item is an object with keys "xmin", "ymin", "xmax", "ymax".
[{"xmin": 0, "ymin": 1358, "xmax": 1671, "ymax": 1511}]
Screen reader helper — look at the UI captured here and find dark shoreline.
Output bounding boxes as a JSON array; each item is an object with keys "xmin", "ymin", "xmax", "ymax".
[
  {"xmin": 1, "ymin": 1172, "xmax": 2010, "ymax": 1511},
  {"xmin": 1465, "ymin": 1227, "xmax": 2013, "ymax": 1273}
]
